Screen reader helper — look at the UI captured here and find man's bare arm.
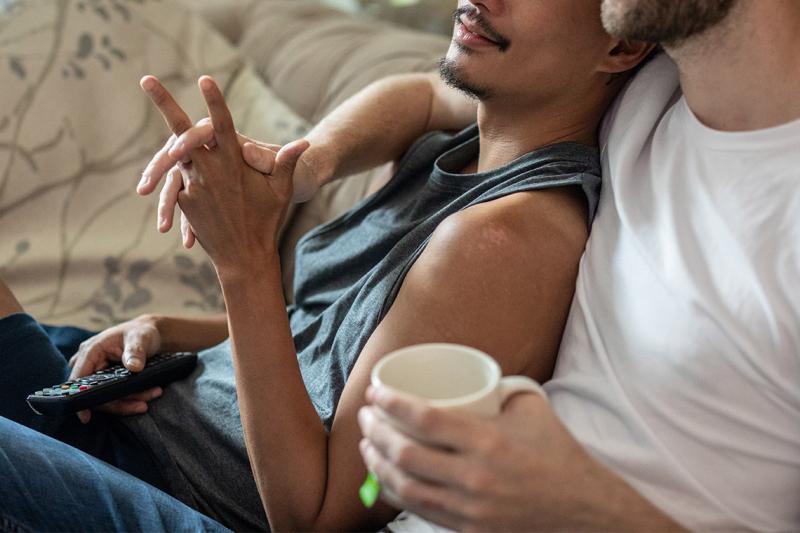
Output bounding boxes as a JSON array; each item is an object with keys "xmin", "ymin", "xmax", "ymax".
[
  {"xmin": 138, "ymin": 72, "xmax": 477, "ymax": 204},
  {"xmin": 304, "ymin": 72, "xmax": 478, "ymax": 188},
  {"xmin": 224, "ymin": 186, "xmax": 591, "ymax": 531}
]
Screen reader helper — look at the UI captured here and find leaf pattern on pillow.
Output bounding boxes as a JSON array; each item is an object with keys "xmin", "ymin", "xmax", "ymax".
[{"xmin": 0, "ymin": 0, "xmax": 309, "ymax": 329}]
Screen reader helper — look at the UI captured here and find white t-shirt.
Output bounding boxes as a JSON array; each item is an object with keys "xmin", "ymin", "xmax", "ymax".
[{"xmin": 547, "ymin": 54, "xmax": 800, "ymax": 531}]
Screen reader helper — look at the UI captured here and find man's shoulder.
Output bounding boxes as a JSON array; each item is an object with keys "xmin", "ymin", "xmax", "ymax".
[
  {"xmin": 424, "ymin": 189, "xmax": 589, "ymax": 278},
  {"xmin": 395, "ymin": 189, "xmax": 591, "ymax": 377}
]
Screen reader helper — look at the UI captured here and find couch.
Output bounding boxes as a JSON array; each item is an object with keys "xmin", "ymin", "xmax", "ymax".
[{"xmin": 0, "ymin": 0, "xmax": 451, "ymax": 329}]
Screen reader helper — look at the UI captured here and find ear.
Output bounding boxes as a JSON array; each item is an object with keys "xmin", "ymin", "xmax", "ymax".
[{"xmin": 599, "ymin": 39, "xmax": 657, "ymax": 74}]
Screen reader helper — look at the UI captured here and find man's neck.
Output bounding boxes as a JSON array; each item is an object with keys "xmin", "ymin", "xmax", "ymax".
[
  {"xmin": 667, "ymin": 0, "xmax": 800, "ymax": 132},
  {"xmin": 473, "ymin": 96, "xmax": 600, "ymax": 174}
]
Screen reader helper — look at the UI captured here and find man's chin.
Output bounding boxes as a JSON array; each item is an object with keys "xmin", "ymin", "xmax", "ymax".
[{"xmin": 438, "ymin": 56, "xmax": 490, "ymax": 101}]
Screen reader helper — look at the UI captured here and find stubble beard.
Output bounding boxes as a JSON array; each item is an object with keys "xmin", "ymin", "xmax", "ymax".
[
  {"xmin": 601, "ymin": 0, "xmax": 739, "ymax": 48},
  {"xmin": 438, "ymin": 46, "xmax": 492, "ymax": 102}
]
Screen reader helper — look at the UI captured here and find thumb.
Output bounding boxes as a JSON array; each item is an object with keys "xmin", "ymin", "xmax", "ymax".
[
  {"xmin": 121, "ymin": 334, "xmax": 148, "ymax": 372},
  {"xmin": 242, "ymin": 142, "xmax": 277, "ymax": 174},
  {"xmin": 274, "ymin": 139, "xmax": 310, "ymax": 179}
]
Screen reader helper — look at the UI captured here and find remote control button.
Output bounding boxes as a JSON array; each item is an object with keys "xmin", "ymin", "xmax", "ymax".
[
  {"xmin": 79, "ymin": 385, "xmax": 89, "ymax": 391},
  {"xmin": 61, "ymin": 385, "xmax": 70, "ymax": 390}
]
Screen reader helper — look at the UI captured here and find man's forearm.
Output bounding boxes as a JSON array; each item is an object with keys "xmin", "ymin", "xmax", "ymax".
[
  {"xmin": 143, "ymin": 313, "xmax": 228, "ymax": 353},
  {"xmin": 301, "ymin": 72, "xmax": 476, "ymax": 187}
]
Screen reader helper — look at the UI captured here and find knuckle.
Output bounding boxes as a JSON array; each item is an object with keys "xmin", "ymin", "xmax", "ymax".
[
  {"xmin": 128, "ymin": 343, "xmax": 143, "ymax": 354},
  {"xmin": 477, "ymin": 431, "xmax": 506, "ymax": 455},
  {"xmin": 393, "ymin": 443, "xmax": 417, "ymax": 470},
  {"xmin": 78, "ymin": 339, "xmax": 95, "ymax": 352},
  {"xmin": 395, "ymin": 477, "xmax": 418, "ymax": 502},
  {"xmin": 415, "ymin": 409, "xmax": 440, "ymax": 432}
]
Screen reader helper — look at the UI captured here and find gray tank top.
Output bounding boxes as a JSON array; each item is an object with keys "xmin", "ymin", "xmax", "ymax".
[
  {"xmin": 289, "ymin": 124, "xmax": 600, "ymax": 428},
  {"xmin": 120, "ymin": 124, "xmax": 601, "ymax": 531}
]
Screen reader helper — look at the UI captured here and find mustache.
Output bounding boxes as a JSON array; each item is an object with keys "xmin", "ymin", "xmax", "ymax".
[{"xmin": 453, "ymin": 6, "xmax": 511, "ymax": 52}]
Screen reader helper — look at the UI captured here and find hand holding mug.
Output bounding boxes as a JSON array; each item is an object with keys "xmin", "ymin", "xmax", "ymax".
[{"xmin": 357, "ymin": 343, "xmax": 549, "ymax": 524}]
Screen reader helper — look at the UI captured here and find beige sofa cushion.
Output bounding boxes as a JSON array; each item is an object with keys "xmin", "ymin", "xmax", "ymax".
[{"xmin": 0, "ymin": 0, "xmax": 309, "ymax": 329}]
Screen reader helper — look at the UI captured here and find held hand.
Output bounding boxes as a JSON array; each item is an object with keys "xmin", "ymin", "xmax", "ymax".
[
  {"xmin": 139, "ymin": 113, "xmax": 321, "ymax": 245},
  {"xmin": 358, "ymin": 386, "xmax": 592, "ymax": 532},
  {"xmin": 138, "ymin": 118, "xmax": 283, "ymax": 199},
  {"xmin": 67, "ymin": 316, "xmax": 164, "ymax": 424},
  {"xmin": 141, "ymin": 75, "xmax": 309, "ymax": 271}
]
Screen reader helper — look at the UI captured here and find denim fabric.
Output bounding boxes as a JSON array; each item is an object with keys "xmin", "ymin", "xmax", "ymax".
[
  {"xmin": 0, "ymin": 417, "xmax": 229, "ymax": 532},
  {"xmin": 40, "ymin": 323, "xmax": 97, "ymax": 360},
  {"xmin": 0, "ymin": 313, "xmax": 228, "ymax": 531}
]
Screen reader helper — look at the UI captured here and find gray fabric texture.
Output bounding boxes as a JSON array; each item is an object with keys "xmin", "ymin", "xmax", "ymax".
[{"xmin": 120, "ymin": 124, "xmax": 601, "ymax": 531}]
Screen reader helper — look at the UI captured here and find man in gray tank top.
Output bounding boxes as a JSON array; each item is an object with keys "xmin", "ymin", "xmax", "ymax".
[{"xmin": 0, "ymin": 2, "xmax": 656, "ymax": 531}]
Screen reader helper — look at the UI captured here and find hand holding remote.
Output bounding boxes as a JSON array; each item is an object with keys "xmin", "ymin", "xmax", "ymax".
[{"xmin": 67, "ymin": 315, "xmax": 164, "ymax": 423}]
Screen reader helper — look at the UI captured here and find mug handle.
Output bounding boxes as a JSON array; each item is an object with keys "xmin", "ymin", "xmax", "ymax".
[{"xmin": 498, "ymin": 376, "xmax": 549, "ymax": 406}]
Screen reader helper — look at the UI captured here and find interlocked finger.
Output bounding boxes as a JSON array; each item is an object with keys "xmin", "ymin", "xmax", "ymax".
[
  {"xmin": 158, "ymin": 167, "xmax": 183, "ymax": 233},
  {"xmin": 197, "ymin": 76, "xmax": 238, "ymax": 154}
]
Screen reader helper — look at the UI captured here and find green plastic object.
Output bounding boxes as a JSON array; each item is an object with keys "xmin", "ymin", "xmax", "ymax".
[{"xmin": 359, "ymin": 471, "xmax": 381, "ymax": 508}]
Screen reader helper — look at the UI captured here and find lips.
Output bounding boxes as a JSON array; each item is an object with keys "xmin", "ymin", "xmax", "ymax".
[{"xmin": 459, "ymin": 15, "xmax": 499, "ymax": 45}]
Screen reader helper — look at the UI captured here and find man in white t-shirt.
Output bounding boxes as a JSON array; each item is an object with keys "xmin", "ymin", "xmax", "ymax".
[{"xmin": 359, "ymin": 0, "xmax": 800, "ymax": 530}]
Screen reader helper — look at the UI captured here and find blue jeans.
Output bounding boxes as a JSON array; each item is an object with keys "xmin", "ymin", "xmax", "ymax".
[{"xmin": 0, "ymin": 313, "xmax": 230, "ymax": 532}]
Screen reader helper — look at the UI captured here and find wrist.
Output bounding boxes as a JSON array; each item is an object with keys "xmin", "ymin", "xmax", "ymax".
[{"xmin": 215, "ymin": 250, "xmax": 281, "ymax": 288}]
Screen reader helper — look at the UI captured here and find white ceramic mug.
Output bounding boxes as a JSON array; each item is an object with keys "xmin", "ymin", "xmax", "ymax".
[{"xmin": 371, "ymin": 343, "xmax": 547, "ymax": 416}]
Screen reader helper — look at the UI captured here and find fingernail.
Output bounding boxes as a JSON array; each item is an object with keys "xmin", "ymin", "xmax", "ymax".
[
  {"xmin": 158, "ymin": 216, "xmax": 166, "ymax": 229},
  {"xmin": 138, "ymin": 174, "xmax": 148, "ymax": 189},
  {"xmin": 154, "ymin": 387, "xmax": 163, "ymax": 397}
]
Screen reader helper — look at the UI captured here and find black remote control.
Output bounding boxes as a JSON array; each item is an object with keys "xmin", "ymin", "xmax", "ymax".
[{"xmin": 26, "ymin": 352, "xmax": 198, "ymax": 416}]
